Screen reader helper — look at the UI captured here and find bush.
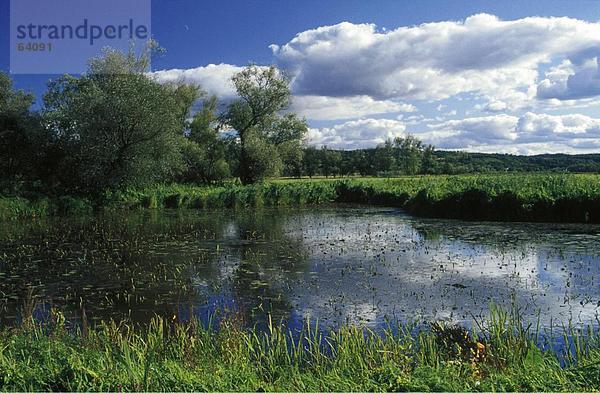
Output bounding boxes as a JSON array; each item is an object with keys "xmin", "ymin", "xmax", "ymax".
[{"xmin": 56, "ymin": 196, "xmax": 93, "ymax": 216}]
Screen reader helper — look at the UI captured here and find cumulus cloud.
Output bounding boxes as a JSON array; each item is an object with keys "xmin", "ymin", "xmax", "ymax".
[
  {"xmin": 150, "ymin": 66, "xmax": 417, "ymax": 121},
  {"xmin": 291, "ymin": 95, "xmax": 415, "ymax": 121},
  {"xmin": 308, "ymin": 118, "xmax": 406, "ymax": 149},
  {"xmin": 147, "ymin": 14, "xmax": 600, "ymax": 153},
  {"xmin": 271, "ymin": 14, "xmax": 600, "ymax": 107},
  {"xmin": 425, "ymin": 114, "xmax": 519, "ymax": 148},
  {"xmin": 150, "ymin": 64, "xmax": 243, "ymax": 98},
  {"xmin": 537, "ymin": 57, "xmax": 600, "ymax": 100},
  {"xmin": 516, "ymin": 112, "xmax": 600, "ymax": 143},
  {"xmin": 423, "ymin": 112, "xmax": 600, "ymax": 153}
]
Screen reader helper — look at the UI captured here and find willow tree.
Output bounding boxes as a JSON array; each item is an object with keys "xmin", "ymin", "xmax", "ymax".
[
  {"xmin": 181, "ymin": 95, "xmax": 230, "ymax": 183},
  {"xmin": 225, "ymin": 65, "xmax": 307, "ymax": 184},
  {"xmin": 43, "ymin": 44, "xmax": 199, "ymax": 194}
]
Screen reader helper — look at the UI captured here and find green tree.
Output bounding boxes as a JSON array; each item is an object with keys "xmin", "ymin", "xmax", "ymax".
[
  {"xmin": 43, "ymin": 44, "xmax": 199, "ymax": 194},
  {"xmin": 181, "ymin": 95, "xmax": 230, "ymax": 183},
  {"xmin": 421, "ymin": 144, "xmax": 437, "ymax": 174},
  {"xmin": 267, "ymin": 113, "xmax": 307, "ymax": 178},
  {"xmin": 394, "ymin": 134, "xmax": 423, "ymax": 175},
  {"xmin": 303, "ymin": 146, "xmax": 321, "ymax": 178},
  {"xmin": 374, "ymin": 139, "xmax": 396, "ymax": 175},
  {"xmin": 321, "ymin": 146, "xmax": 342, "ymax": 178},
  {"xmin": 0, "ymin": 72, "xmax": 44, "ymax": 186},
  {"xmin": 224, "ymin": 65, "xmax": 306, "ymax": 184}
]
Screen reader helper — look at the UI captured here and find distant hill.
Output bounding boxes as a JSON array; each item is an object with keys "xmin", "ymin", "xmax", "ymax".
[{"xmin": 433, "ymin": 151, "xmax": 600, "ymax": 173}]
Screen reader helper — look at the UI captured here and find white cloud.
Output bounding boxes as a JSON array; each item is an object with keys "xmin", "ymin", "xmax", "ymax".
[
  {"xmin": 150, "ymin": 64, "xmax": 243, "ymax": 98},
  {"xmin": 151, "ymin": 65, "xmax": 417, "ymax": 121},
  {"xmin": 516, "ymin": 112, "xmax": 600, "ymax": 143},
  {"xmin": 291, "ymin": 95, "xmax": 415, "ymax": 121},
  {"xmin": 308, "ymin": 118, "xmax": 406, "ymax": 149},
  {"xmin": 272, "ymin": 14, "xmax": 600, "ymax": 108},
  {"xmin": 422, "ymin": 112, "xmax": 600, "ymax": 153},
  {"xmin": 147, "ymin": 15, "xmax": 600, "ymax": 153},
  {"xmin": 425, "ymin": 114, "xmax": 519, "ymax": 148},
  {"xmin": 484, "ymin": 101, "xmax": 509, "ymax": 112},
  {"xmin": 537, "ymin": 57, "xmax": 600, "ymax": 100}
]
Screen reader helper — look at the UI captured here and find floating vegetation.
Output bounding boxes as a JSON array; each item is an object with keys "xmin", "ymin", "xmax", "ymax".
[{"xmin": 1, "ymin": 207, "xmax": 599, "ymax": 331}]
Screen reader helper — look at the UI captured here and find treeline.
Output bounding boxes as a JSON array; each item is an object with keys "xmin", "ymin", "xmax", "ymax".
[
  {"xmin": 298, "ymin": 136, "xmax": 435, "ymax": 178},
  {"xmin": 292, "ymin": 146, "xmax": 600, "ymax": 178}
]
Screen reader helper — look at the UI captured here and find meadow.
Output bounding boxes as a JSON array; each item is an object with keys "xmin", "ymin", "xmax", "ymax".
[
  {"xmin": 3, "ymin": 173, "xmax": 600, "ymax": 223},
  {"xmin": 1, "ymin": 307, "xmax": 600, "ymax": 391}
]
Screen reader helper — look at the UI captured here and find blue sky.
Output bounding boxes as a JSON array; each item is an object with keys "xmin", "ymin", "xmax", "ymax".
[{"xmin": 4, "ymin": 0, "xmax": 600, "ymax": 154}]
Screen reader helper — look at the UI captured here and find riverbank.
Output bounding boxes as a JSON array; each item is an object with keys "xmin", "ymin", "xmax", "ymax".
[
  {"xmin": 0, "ymin": 307, "xmax": 598, "ymax": 391},
  {"xmin": 2, "ymin": 173, "xmax": 600, "ymax": 222}
]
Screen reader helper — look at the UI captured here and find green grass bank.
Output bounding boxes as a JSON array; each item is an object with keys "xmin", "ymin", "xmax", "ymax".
[
  {"xmin": 2, "ymin": 173, "xmax": 600, "ymax": 222},
  {"xmin": 1, "ymin": 307, "xmax": 599, "ymax": 391}
]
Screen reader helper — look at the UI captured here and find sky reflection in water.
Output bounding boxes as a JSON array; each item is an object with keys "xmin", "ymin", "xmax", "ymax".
[{"xmin": 1, "ymin": 207, "xmax": 599, "ymax": 331}]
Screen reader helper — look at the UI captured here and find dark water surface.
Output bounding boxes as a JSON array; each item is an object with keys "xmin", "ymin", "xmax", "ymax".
[{"xmin": 1, "ymin": 206, "xmax": 600, "ymax": 330}]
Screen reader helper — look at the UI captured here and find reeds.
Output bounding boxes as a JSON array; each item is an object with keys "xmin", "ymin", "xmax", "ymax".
[
  {"xmin": 1, "ymin": 306, "xmax": 599, "ymax": 391},
  {"xmin": 3, "ymin": 173, "xmax": 600, "ymax": 222}
]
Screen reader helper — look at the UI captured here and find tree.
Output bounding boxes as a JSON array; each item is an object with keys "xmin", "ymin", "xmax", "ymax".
[
  {"xmin": 421, "ymin": 144, "xmax": 437, "ymax": 174},
  {"xmin": 181, "ymin": 95, "xmax": 230, "ymax": 183},
  {"xmin": 267, "ymin": 113, "xmax": 307, "ymax": 178},
  {"xmin": 303, "ymin": 146, "xmax": 321, "ymax": 178},
  {"xmin": 374, "ymin": 139, "xmax": 396, "ymax": 175},
  {"xmin": 394, "ymin": 134, "xmax": 424, "ymax": 175},
  {"xmin": 224, "ymin": 65, "xmax": 307, "ymax": 184},
  {"xmin": 0, "ymin": 72, "xmax": 44, "ymax": 186},
  {"xmin": 321, "ymin": 146, "xmax": 342, "ymax": 178},
  {"xmin": 42, "ymin": 43, "xmax": 199, "ymax": 194}
]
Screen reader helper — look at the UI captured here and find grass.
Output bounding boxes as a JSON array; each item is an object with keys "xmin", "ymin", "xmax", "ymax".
[
  {"xmin": 107, "ymin": 173, "xmax": 600, "ymax": 223},
  {"xmin": 0, "ymin": 195, "xmax": 93, "ymax": 220},
  {"xmin": 2, "ymin": 173, "xmax": 600, "ymax": 222},
  {"xmin": 0, "ymin": 306, "xmax": 599, "ymax": 391}
]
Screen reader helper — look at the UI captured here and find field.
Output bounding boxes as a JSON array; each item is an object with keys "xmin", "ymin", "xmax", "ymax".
[
  {"xmin": 3, "ymin": 173, "xmax": 600, "ymax": 223},
  {"xmin": 1, "ymin": 307, "xmax": 599, "ymax": 391}
]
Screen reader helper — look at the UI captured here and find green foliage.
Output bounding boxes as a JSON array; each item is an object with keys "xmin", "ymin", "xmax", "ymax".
[
  {"xmin": 0, "ymin": 197, "xmax": 40, "ymax": 220},
  {"xmin": 224, "ymin": 65, "xmax": 307, "ymax": 184},
  {"xmin": 303, "ymin": 146, "xmax": 322, "ymax": 178},
  {"xmin": 101, "ymin": 174, "xmax": 600, "ymax": 223},
  {"xmin": 181, "ymin": 95, "xmax": 231, "ymax": 183},
  {"xmin": 56, "ymin": 196, "xmax": 93, "ymax": 216},
  {"xmin": 394, "ymin": 134, "xmax": 429, "ymax": 175},
  {"xmin": 4, "ymin": 174, "xmax": 600, "ymax": 223},
  {"xmin": 0, "ymin": 196, "xmax": 92, "ymax": 220},
  {"xmin": 0, "ymin": 308, "xmax": 599, "ymax": 391},
  {"xmin": 0, "ymin": 72, "xmax": 47, "ymax": 184},
  {"xmin": 42, "ymin": 44, "xmax": 198, "ymax": 194},
  {"xmin": 298, "ymin": 135, "xmax": 437, "ymax": 178},
  {"xmin": 320, "ymin": 146, "xmax": 342, "ymax": 178}
]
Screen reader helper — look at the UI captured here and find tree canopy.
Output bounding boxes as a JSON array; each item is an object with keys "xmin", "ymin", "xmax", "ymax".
[
  {"xmin": 224, "ymin": 65, "xmax": 307, "ymax": 184},
  {"xmin": 42, "ymin": 45, "xmax": 199, "ymax": 193}
]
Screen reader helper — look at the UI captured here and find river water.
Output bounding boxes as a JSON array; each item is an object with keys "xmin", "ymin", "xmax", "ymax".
[{"xmin": 1, "ymin": 206, "xmax": 599, "ymax": 331}]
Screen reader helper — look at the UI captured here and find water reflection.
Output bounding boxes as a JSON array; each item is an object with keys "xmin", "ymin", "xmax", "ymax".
[{"xmin": 1, "ymin": 207, "xmax": 599, "ymax": 330}]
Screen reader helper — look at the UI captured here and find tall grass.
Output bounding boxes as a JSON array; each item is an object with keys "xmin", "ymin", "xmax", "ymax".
[
  {"xmin": 108, "ymin": 174, "xmax": 600, "ymax": 223},
  {"xmin": 3, "ymin": 173, "xmax": 600, "ymax": 222},
  {"xmin": 0, "ymin": 196, "xmax": 93, "ymax": 220},
  {"xmin": 0, "ymin": 307, "xmax": 598, "ymax": 391}
]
